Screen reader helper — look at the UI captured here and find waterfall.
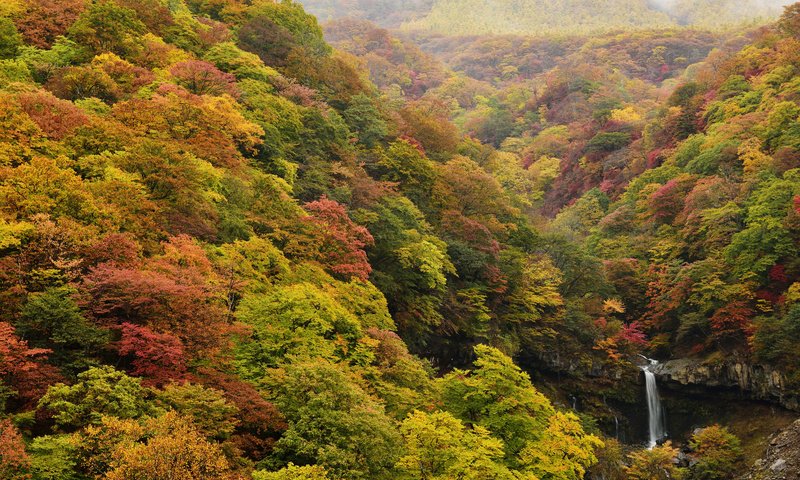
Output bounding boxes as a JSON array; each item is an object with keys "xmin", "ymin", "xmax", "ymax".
[{"xmin": 640, "ymin": 358, "xmax": 667, "ymax": 448}]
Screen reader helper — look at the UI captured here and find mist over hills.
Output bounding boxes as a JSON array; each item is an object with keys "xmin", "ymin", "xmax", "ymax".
[
  {"xmin": 297, "ymin": 0, "xmax": 434, "ymax": 26},
  {"xmin": 299, "ymin": 0, "xmax": 795, "ymax": 33}
]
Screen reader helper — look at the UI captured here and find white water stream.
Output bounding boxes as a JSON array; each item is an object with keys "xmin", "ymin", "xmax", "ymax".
[{"xmin": 640, "ymin": 357, "xmax": 667, "ymax": 448}]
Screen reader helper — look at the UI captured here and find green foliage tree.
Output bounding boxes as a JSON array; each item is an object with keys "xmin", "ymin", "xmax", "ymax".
[
  {"xmin": 725, "ymin": 170, "xmax": 800, "ymax": 282},
  {"xmin": 235, "ymin": 282, "xmax": 366, "ymax": 374},
  {"xmin": 265, "ymin": 360, "xmax": 402, "ymax": 479},
  {"xmin": 38, "ymin": 366, "xmax": 154, "ymax": 430},
  {"xmin": 376, "ymin": 140, "xmax": 437, "ymax": 209},
  {"xmin": 0, "ymin": 18, "xmax": 21, "ymax": 59},
  {"xmin": 397, "ymin": 410, "xmax": 516, "ymax": 480},
  {"xmin": 156, "ymin": 383, "xmax": 239, "ymax": 440},
  {"xmin": 342, "ymin": 94, "xmax": 387, "ymax": 147},
  {"xmin": 625, "ymin": 442, "xmax": 685, "ymax": 480},
  {"xmin": 688, "ymin": 425, "xmax": 744, "ymax": 480},
  {"xmin": 20, "ymin": 286, "xmax": 109, "ymax": 373},
  {"xmin": 439, "ymin": 344, "xmax": 552, "ymax": 448},
  {"xmin": 28, "ymin": 434, "xmax": 80, "ymax": 480},
  {"xmin": 67, "ymin": 0, "xmax": 146, "ymax": 58},
  {"xmin": 248, "ymin": 0, "xmax": 331, "ymax": 58},
  {"xmin": 357, "ymin": 195, "xmax": 454, "ymax": 335},
  {"xmin": 254, "ymin": 463, "xmax": 330, "ymax": 480}
]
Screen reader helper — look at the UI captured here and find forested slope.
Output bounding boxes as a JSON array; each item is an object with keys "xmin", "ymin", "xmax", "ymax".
[
  {"xmin": 328, "ymin": 1, "xmax": 800, "ymax": 460},
  {"xmin": 0, "ymin": 0, "xmax": 605, "ymax": 479},
  {"xmin": 3, "ymin": 0, "xmax": 800, "ymax": 479}
]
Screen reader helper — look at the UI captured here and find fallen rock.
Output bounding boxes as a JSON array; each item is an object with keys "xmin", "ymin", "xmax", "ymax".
[
  {"xmin": 769, "ymin": 458, "xmax": 786, "ymax": 472},
  {"xmin": 740, "ymin": 418, "xmax": 800, "ymax": 480}
]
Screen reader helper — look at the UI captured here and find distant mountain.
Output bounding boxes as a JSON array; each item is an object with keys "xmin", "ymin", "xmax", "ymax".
[
  {"xmin": 297, "ymin": 0, "xmax": 434, "ymax": 27},
  {"xmin": 298, "ymin": 0, "xmax": 791, "ymax": 36},
  {"xmin": 402, "ymin": 0, "xmax": 792, "ymax": 35}
]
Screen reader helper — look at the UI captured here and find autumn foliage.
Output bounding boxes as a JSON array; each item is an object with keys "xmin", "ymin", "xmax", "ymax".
[
  {"xmin": 117, "ymin": 323, "xmax": 187, "ymax": 387},
  {"xmin": 0, "ymin": 418, "xmax": 29, "ymax": 479},
  {"xmin": 283, "ymin": 197, "xmax": 374, "ymax": 281},
  {"xmin": 3, "ymin": 0, "xmax": 800, "ymax": 478}
]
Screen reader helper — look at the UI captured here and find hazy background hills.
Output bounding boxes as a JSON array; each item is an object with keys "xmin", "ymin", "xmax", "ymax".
[{"xmin": 299, "ymin": 0, "xmax": 795, "ymax": 33}]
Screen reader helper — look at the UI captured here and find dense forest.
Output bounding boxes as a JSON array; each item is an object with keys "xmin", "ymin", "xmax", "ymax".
[{"xmin": 2, "ymin": 0, "xmax": 800, "ymax": 479}]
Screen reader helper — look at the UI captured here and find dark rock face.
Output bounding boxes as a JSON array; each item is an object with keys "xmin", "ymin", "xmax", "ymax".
[
  {"xmin": 653, "ymin": 359, "xmax": 799, "ymax": 411},
  {"xmin": 740, "ymin": 419, "xmax": 800, "ymax": 480}
]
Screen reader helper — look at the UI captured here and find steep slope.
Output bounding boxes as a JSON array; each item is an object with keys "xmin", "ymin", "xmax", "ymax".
[
  {"xmin": 0, "ymin": 0, "xmax": 612, "ymax": 478},
  {"xmin": 740, "ymin": 419, "xmax": 800, "ymax": 480},
  {"xmin": 3, "ymin": 0, "xmax": 800, "ymax": 477}
]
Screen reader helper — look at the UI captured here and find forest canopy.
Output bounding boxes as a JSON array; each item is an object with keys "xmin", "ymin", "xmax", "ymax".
[{"xmin": 3, "ymin": 0, "xmax": 800, "ymax": 478}]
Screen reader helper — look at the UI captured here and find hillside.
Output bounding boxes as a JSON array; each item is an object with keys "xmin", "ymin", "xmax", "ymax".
[
  {"xmin": 3, "ymin": 0, "xmax": 800, "ymax": 479},
  {"xmin": 0, "ymin": 0, "xmax": 606, "ymax": 478}
]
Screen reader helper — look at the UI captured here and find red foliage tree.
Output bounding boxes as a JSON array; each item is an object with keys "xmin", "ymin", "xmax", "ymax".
[
  {"xmin": 0, "ymin": 322, "xmax": 49, "ymax": 376},
  {"xmin": 0, "ymin": 418, "xmax": 30, "ymax": 479},
  {"xmin": 14, "ymin": 0, "xmax": 86, "ymax": 48},
  {"xmin": 709, "ymin": 301, "xmax": 755, "ymax": 349},
  {"xmin": 648, "ymin": 175, "xmax": 696, "ymax": 224},
  {"xmin": 117, "ymin": 323, "xmax": 187, "ymax": 387},
  {"xmin": 0, "ymin": 322, "xmax": 59, "ymax": 408},
  {"xmin": 617, "ymin": 321, "xmax": 648, "ymax": 346},
  {"xmin": 440, "ymin": 212, "xmax": 501, "ymax": 256},
  {"xmin": 169, "ymin": 60, "xmax": 238, "ymax": 97},
  {"xmin": 18, "ymin": 90, "xmax": 89, "ymax": 140},
  {"xmin": 284, "ymin": 197, "xmax": 375, "ymax": 281},
  {"xmin": 81, "ymin": 233, "xmax": 142, "ymax": 269},
  {"xmin": 196, "ymin": 17, "xmax": 233, "ymax": 47},
  {"xmin": 643, "ymin": 264, "xmax": 690, "ymax": 331},
  {"xmin": 82, "ymin": 236, "xmax": 229, "ymax": 354},
  {"xmin": 769, "ymin": 264, "xmax": 789, "ymax": 284},
  {"xmin": 197, "ymin": 369, "xmax": 287, "ymax": 459}
]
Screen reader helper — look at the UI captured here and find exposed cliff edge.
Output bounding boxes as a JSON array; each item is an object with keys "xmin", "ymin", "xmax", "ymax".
[
  {"xmin": 653, "ymin": 359, "xmax": 799, "ymax": 411},
  {"xmin": 739, "ymin": 418, "xmax": 800, "ymax": 480}
]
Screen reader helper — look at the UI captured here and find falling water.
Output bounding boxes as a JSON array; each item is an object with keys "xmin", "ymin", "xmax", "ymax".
[{"xmin": 640, "ymin": 358, "xmax": 667, "ymax": 448}]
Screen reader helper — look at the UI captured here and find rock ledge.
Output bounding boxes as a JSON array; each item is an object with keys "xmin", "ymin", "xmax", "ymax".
[{"xmin": 652, "ymin": 359, "xmax": 798, "ymax": 410}]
